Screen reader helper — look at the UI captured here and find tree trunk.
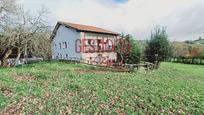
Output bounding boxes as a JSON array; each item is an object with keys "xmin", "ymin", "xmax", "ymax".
[
  {"xmin": 1, "ymin": 48, "xmax": 12, "ymax": 67},
  {"xmin": 200, "ymin": 58, "xmax": 202, "ymax": 65},
  {"xmin": 11, "ymin": 48, "xmax": 21, "ymax": 67},
  {"xmin": 155, "ymin": 61, "xmax": 160, "ymax": 69},
  {"xmin": 24, "ymin": 45, "xmax": 28, "ymax": 64},
  {"xmin": 192, "ymin": 58, "xmax": 195, "ymax": 64}
]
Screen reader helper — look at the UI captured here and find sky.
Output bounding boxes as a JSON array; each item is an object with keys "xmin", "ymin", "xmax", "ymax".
[{"xmin": 18, "ymin": 0, "xmax": 204, "ymax": 41}]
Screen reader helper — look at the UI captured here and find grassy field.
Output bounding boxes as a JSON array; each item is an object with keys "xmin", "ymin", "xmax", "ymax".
[{"xmin": 0, "ymin": 62, "xmax": 204, "ymax": 114}]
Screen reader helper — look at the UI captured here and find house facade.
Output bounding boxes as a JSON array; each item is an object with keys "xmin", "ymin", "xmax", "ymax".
[{"xmin": 51, "ymin": 21, "xmax": 119, "ymax": 65}]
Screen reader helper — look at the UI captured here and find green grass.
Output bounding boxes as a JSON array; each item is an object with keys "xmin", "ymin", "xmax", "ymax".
[{"xmin": 0, "ymin": 62, "xmax": 204, "ymax": 114}]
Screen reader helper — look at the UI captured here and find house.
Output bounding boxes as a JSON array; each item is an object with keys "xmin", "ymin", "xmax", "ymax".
[{"xmin": 51, "ymin": 21, "xmax": 119, "ymax": 65}]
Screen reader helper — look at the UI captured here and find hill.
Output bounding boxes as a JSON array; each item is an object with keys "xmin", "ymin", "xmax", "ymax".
[
  {"xmin": 194, "ymin": 39, "xmax": 204, "ymax": 44},
  {"xmin": 185, "ymin": 38, "xmax": 204, "ymax": 45}
]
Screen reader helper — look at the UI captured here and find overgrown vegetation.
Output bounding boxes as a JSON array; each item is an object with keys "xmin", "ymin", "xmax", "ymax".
[{"xmin": 0, "ymin": 62, "xmax": 204, "ymax": 114}]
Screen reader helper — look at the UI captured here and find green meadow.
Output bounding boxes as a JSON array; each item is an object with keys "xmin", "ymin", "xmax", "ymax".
[{"xmin": 0, "ymin": 62, "xmax": 204, "ymax": 114}]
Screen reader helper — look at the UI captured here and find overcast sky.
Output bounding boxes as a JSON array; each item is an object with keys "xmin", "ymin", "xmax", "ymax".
[{"xmin": 18, "ymin": 0, "xmax": 204, "ymax": 41}]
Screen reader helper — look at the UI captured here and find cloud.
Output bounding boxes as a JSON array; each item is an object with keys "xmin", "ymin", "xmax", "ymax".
[{"xmin": 18, "ymin": 0, "xmax": 204, "ymax": 41}]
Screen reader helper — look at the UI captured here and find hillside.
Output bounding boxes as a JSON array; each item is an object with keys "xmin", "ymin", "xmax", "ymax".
[
  {"xmin": 194, "ymin": 39, "xmax": 204, "ymax": 44},
  {"xmin": 0, "ymin": 62, "xmax": 204, "ymax": 114},
  {"xmin": 185, "ymin": 38, "xmax": 204, "ymax": 45}
]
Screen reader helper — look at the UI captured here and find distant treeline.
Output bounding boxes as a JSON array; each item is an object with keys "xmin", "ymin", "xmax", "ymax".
[
  {"xmin": 170, "ymin": 57, "xmax": 204, "ymax": 65},
  {"xmin": 169, "ymin": 42, "xmax": 204, "ymax": 65}
]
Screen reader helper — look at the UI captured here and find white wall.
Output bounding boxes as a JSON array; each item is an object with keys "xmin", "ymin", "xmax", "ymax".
[{"xmin": 52, "ymin": 25, "xmax": 81, "ymax": 60}]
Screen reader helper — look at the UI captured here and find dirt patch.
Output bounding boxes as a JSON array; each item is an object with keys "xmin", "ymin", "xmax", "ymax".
[
  {"xmin": 11, "ymin": 73, "xmax": 37, "ymax": 82},
  {"xmin": 0, "ymin": 98, "xmax": 26, "ymax": 115},
  {"xmin": 75, "ymin": 66, "xmax": 129, "ymax": 74},
  {"xmin": 111, "ymin": 67, "xmax": 129, "ymax": 72},
  {"xmin": 75, "ymin": 68, "xmax": 108, "ymax": 74},
  {"xmin": 0, "ymin": 87, "xmax": 13, "ymax": 97},
  {"xmin": 74, "ymin": 66, "xmax": 129, "ymax": 74}
]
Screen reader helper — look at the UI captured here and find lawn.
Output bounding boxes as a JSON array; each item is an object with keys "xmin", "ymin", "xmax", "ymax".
[{"xmin": 0, "ymin": 62, "xmax": 204, "ymax": 114}]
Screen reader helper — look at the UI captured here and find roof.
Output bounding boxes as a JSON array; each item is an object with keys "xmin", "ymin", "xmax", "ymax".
[{"xmin": 58, "ymin": 21, "xmax": 119, "ymax": 35}]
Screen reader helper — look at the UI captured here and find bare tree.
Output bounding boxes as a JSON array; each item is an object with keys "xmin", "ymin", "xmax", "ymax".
[
  {"xmin": 0, "ymin": 0, "xmax": 17, "ymax": 23},
  {"xmin": 0, "ymin": 4, "xmax": 51, "ymax": 67},
  {"xmin": 0, "ymin": 0, "xmax": 17, "ymax": 66}
]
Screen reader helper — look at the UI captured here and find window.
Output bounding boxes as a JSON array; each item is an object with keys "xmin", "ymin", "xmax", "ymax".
[
  {"xmin": 63, "ymin": 42, "xmax": 67, "ymax": 48},
  {"xmin": 106, "ymin": 39, "xmax": 113, "ymax": 51},
  {"xmin": 88, "ymin": 39, "xmax": 92, "ymax": 45},
  {"xmin": 56, "ymin": 53, "xmax": 59, "ymax": 59},
  {"xmin": 66, "ymin": 54, "xmax": 68, "ymax": 58},
  {"xmin": 54, "ymin": 44, "xmax": 57, "ymax": 49},
  {"xmin": 65, "ymin": 42, "xmax": 67, "ymax": 48},
  {"xmin": 59, "ymin": 43, "xmax": 62, "ymax": 49},
  {"xmin": 108, "ymin": 44, "xmax": 112, "ymax": 49}
]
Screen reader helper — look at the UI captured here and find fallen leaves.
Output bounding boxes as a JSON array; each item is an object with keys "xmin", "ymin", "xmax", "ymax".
[{"xmin": 0, "ymin": 87, "xmax": 13, "ymax": 97}]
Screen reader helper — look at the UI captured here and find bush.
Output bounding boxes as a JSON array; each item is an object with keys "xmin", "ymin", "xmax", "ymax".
[
  {"xmin": 145, "ymin": 26, "xmax": 172, "ymax": 68},
  {"xmin": 116, "ymin": 34, "xmax": 141, "ymax": 64}
]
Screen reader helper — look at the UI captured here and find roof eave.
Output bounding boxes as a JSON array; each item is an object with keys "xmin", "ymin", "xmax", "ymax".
[
  {"xmin": 76, "ymin": 30, "xmax": 119, "ymax": 36},
  {"xmin": 51, "ymin": 21, "xmax": 120, "ymax": 40},
  {"xmin": 59, "ymin": 21, "xmax": 119, "ymax": 36}
]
